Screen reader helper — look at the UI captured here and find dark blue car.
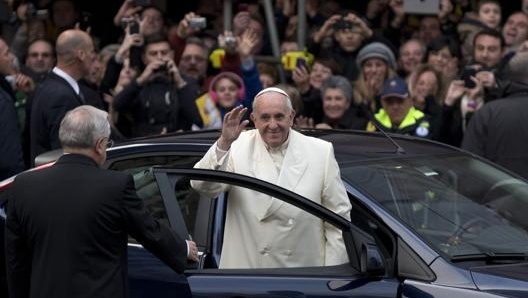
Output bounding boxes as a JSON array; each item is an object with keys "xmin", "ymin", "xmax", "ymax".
[{"xmin": 2, "ymin": 129, "xmax": 528, "ymax": 297}]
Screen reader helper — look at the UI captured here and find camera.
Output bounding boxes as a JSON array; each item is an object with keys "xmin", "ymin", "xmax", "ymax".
[
  {"xmin": 129, "ymin": 20, "xmax": 140, "ymax": 34},
  {"xmin": 333, "ymin": 19, "xmax": 353, "ymax": 30},
  {"xmin": 224, "ymin": 36, "xmax": 236, "ymax": 46},
  {"xmin": 120, "ymin": 17, "xmax": 140, "ymax": 34},
  {"xmin": 154, "ymin": 63, "xmax": 169, "ymax": 75},
  {"xmin": 189, "ymin": 17, "xmax": 207, "ymax": 30},
  {"xmin": 461, "ymin": 65, "xmax": 482, "ymax": 89},
  {"xmin": 26, "ymin": 3, "xmax": 48, "ymax": 22}
]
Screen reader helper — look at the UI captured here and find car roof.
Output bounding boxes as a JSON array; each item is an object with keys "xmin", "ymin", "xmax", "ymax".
[
  {"xmin": 113, "ymin": 128, "xmax": 461, "ymax": 162},
  {"xmin": 0, "ymin": 129, "xmax": 465, "ymax": 202}
]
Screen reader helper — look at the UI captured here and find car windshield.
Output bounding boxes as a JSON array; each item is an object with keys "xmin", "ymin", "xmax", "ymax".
[{"xmin": 341, "ymin": 153, "xmax": 528, "ymax": 259}]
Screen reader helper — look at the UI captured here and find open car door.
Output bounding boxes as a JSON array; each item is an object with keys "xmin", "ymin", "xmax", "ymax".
[{"xmin": 152, "ymin": 168, "xmax": 400, "ymax": 298}]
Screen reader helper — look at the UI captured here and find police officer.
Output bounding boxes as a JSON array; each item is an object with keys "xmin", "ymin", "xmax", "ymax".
[{"xmin": 366, "ymin": 77, "xmax": 431, "ymax": 138}]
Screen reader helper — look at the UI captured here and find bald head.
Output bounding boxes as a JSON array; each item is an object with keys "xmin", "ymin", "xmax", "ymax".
[
  {"xmin": 55, "ymin": 29, "xmax": 92, "ymax": 60},
  {"xmin": 54, "ymin": 29, "xmax": 95, "ymax": 79}
]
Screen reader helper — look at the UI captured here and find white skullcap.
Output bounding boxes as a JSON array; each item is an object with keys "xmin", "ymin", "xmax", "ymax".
[{"xmin": 255, "ymin": 87, "xmax": 290, "ymax": 100}]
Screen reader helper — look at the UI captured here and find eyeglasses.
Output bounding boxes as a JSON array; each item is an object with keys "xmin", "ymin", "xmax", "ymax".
[
  {"xmin": 102, "ymin": 137, "xmax": 114, "ymax": 148},
  {"xmin": 180, "ymin": 55, "xmax": 206, "ymax": 63}
]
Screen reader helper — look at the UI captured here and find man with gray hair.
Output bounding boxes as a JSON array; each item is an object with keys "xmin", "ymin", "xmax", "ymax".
[
  {"xmin": 6, "ymin": 105, "xmax": 198, "ymax": 298},
  {"xmin": 191, "ymin": 87, "xmax": 351, "ymax": 269},
  {"xmin": 462, "ymin": 50, "xmax": 528, "ymax": 179}
]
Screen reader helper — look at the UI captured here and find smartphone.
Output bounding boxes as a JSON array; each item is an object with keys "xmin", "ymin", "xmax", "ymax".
[
  {"xmin": 296, "ymin": 58, "xmax": 306, "ymax": 68},
  {"xmin": 129, "ymin": 20, "xmax": 140, "ymax": 34},
  {"xmin": 462, "ymin": 66, "xmax": 477, "ymax": 89}
]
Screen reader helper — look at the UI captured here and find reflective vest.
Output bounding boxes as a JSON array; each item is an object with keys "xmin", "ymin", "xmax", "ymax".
[{"xmin": 366, "ymin": 107, "xmax": 431, "ymax": 138}]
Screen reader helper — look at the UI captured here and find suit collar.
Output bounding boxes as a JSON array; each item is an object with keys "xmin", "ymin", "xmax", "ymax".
[
  {"xmin": 276, "ymin": 130, "xmax": 308, "ymax": 191},
  {"xmin": 52, "ymin": 67, "xmax": 80, "ymax": 94},
  {"xmin": 56, "ymin": 153, "xmax": 99, "ymax": 167},
  {"xmin": 0, "ymin": 76, "xmax": 16, "ymax": 100},
  {"xmin": 47, "ymin": 72, "xmax": 85, "ymax": 104}
]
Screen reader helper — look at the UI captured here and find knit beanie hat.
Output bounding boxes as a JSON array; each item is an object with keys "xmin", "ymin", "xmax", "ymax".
[{"xmin": 356, "ymin": 42, "xmax": 396, "ymax": 69}]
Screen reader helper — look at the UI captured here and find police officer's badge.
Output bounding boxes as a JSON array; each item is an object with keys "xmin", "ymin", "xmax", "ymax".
[{"xmin": 416, "ymin": 125, "xmax": 429, "ymax": 137}]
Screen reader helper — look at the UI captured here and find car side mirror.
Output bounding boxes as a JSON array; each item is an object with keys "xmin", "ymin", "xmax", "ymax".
[
  {"xmin": 361, "ymin": 243, "xmax": 385, "ymax": 275},
  {"xmin": 343, "ymin": 225, "xmax": 386, "ymax": 274}
]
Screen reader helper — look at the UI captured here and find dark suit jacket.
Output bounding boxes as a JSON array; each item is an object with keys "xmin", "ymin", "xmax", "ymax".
[
  {"xmin": 0, "ymin": 77, "xmax": 25, "ymax": 180},
  {"xmin": 5, "ymin": 154, "xmax": 188, "ymax": 298},
  {"xmin": 29, "ymin": 72, "xmax": 84, "ymax": 165}
]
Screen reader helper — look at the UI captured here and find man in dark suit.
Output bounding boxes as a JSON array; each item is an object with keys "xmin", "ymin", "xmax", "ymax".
[
  {"xmin": 0, "ymin": 37, "xmax": 25, "ymax": 180},
  {"xmin": 6, "ymin": 105, "xmax": 198, "ymax": 298},
  {"xmin": 30, "ymin": 29, "xmax": 97, "ymax": 165}
]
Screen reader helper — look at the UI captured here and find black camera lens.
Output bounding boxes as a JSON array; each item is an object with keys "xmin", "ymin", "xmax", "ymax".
[
  {"xmin": 333, "ymin": 20, "xmax": 353, "ymax": 30},
  {"xmin": 155, "ymin": 64, "xmax": 168, "ymax": 73}
]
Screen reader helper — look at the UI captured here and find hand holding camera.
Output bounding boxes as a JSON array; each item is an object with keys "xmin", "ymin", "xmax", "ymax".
[
  {"xmin": 444, "ymin": 80, "xmax": 466, "ymax": 107},
  {"xmin": 312, "ymin": 14, "xmax": 342, "ymax": 44},
  {"xmin": 461, "ymin": 66, "xmax": 478, "ymax": 89},
  {"xmin": 176, "ymin": 12, "xmax": 206, "ymax": 39},
  {"xmin": 218, "ymin": 31, "xmax": 237, "ymax": 54},
  {"xmin": 475, "ymin": 70, "xmax": 496, "ymax": 89},
  {"xmin": 140, "ymin": 59, "xmax": 185, "ymax": 87},
  {"xmin": 291, "ymin": 58, "xmax": 310, "ymax": 93},
  {"xmin": 17, "ymin": 2, "xmax": 48, "ymax": 23},
  {"xmin": 461, "ymin": 65, "xmax": 495, "ymax": 89},
  {"xmin": 127, "ymin": 18, "xmax": 140, "ymax": 34},
  {"xmin": 113, "ymin": 0, "xmax": 142, "ymax": 27},
  {"xmin": 154, "ymin": 62, "xmax": 169, "ymax": 75},
  {"xmin": 136, "ymin": 60, "xmax": 167, "ymax": 86},
  {"xmin": 165, "ymin": 60, "xmax": 186, "ymax": 87},
  {"xmin": 189, "ymin": 17, "xmax": 207, "ymax": 30},
  {"xmin": 343, "ymin": 12, "xmax": 373, "ymax": 38},
  {"xmin": 119, "ymin": 18, "xmax": 143, "ymax": 69}
]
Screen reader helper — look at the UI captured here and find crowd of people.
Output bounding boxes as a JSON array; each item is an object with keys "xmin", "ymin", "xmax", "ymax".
[
  {"xmin": 3, "ymin": 1, "xmax": 528, "ymax": 295},
  {"xmin": 1, "ymin": 0, "xmax": 528, "ymax": 180}
]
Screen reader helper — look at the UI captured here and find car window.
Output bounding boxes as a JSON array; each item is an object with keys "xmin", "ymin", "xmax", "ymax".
[
  {"xmin": 132, "ymin": 167, "xmax": 168, "ymax": 223},
  {"xmin": 341, "ymin": 153, "xmax": 528, "ymax": 259},
  {"xmin": 106, "ymin": 155, "xmax": 202, "ymax": 243},
  {"xmin": 170, "ymin": 176, "xmax": 202, "ymax": 239}
]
